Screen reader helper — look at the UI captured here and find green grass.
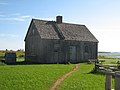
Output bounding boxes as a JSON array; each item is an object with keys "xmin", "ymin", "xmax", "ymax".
[
  {"xmin": 16, "ymin": 51, "xmax": 25, "ymax": 57},
  {"xmin": 17, "ymin": 57, "xmax": 25, "ymax": 62},
  {"xmin": 0, "ymin": 51, "xmax": 5, "ymax": 57},
  {"xmin": 0, "ymin": 62, "xmax": 6, "ymax": 66},
  {"xmin": 99, "ymin": 58, "xmax": 120, "ymax": 64},
  {"xmin": 98, "ymin": 53, "xmax": 120, "ymax": 64},
  {"xmin": 59, "ymin": 63, "xmax": 112, "ymax": 90},
  {"xmin": 0, "ymin": 63, "xmax": 115, "ymax": 90},
  {"xmin": 0, "ymin": 64, "xmax": 74, "ymax": 90}
]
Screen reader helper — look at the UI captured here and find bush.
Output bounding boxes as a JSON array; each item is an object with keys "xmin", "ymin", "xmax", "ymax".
[
  {"xmin": 18, "ymin": 55, "xmax": 25, "ymax": 58},
  {"xmin": 98, "ymin": 55, "xmax": 107, "ymax": 59},
  {"xmin": 16, "ymin": 51, "xmax": 25, "ymax": 57}
]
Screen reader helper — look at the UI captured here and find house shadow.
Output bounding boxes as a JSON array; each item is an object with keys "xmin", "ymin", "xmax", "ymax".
[
  {"xmin": 0, "ymin": 60, "xmax": 39, "ymax": 65},
  {"xmin": 3, "ymin": 60, "xmax": 77, "ymax": 65},
  {"xmin": 87, "ymin": 67, "xmax": 106, "ymax": 75}
]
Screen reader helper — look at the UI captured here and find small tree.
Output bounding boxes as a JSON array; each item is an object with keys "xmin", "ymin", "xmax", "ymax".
[{"xmin": 117, "ymin": 61, "xmax": 120, "ymax": 69}]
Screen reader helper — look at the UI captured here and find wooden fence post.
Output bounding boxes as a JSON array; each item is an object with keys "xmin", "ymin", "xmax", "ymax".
[
  {"xmin": 105, "ymin": 71, "xmax": 114, "ymax": 90},
  {"xmin": 115, "ymin": 72, "xmax": 120, "ymax": 90}
]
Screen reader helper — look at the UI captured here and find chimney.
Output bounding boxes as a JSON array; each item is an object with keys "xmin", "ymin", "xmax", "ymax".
[{"xmin": 56, "ymin": 16, "xmax": 62, "ymax": 23}]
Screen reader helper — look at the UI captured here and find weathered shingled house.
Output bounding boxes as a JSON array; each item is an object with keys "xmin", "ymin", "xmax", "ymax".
[{"xmin": 24, "ymin": 16, "xmax": 98, "ymax": 63}]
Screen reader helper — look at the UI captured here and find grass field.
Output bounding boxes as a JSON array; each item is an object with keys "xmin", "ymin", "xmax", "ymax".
[
  {"xmin": 99, "ymin": 58, "xmax": 120, "ymax": 65},
  {"xmin": 0, "ymin": 64, "xmax": 74, "ymax": 90},
  {"xmin": 59, "ymin": 63, "xmax": 114, "ymax": 90},
  {"xmin": 98, "ymin": 52, "xmax": 120, "ymax": 65},
  {"xmin": 0, "ymin": 63, "xmax": 115, "ymax": 90},
  {"xmin": 0, "ymin": 51, "xmax": 5, "ymax": 57},
  {"xmin": 0, "ymin": 50, "xmax": 117, "ymax": 90},
  {"xmin": 98, "ymin": 52, "xmax": 120, "ymax": 59}
]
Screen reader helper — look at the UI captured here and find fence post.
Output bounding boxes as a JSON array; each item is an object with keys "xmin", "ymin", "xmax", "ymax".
[
  {"xmin": 115, "ymin": 72, "xmax": 120, "ymax": 90},
  {"xmin": 105, "ymin": 71, "xmax": 114, "ymax": 90}
]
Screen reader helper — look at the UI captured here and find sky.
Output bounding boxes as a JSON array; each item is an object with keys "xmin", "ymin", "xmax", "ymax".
[{"xmin": 0, "ymin": 0, "xmax": 120, "ymax": 52}]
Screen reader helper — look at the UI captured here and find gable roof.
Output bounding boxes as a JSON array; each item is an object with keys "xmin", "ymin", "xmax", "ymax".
[{"xmin": 25, "ymin": 18, "xmax": 98, "ymax": 42}]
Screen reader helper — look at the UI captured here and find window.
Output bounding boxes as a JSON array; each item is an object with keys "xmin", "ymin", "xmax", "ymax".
[
  {"xmin": 54, "ymin": 44, "xmax": 60, "ymax": 52},
  {"xmin": 32, "ymin": 29, "xmax": 35, "ymax": 35},
  {"xmin": 85, "ymin": 46, "xmax": 89, "ymax": 53}
]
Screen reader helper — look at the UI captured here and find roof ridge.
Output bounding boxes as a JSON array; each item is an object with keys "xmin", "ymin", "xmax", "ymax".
[
  {"xmin": 60, "ymin": 22, "xmax": 84, "ymax": 26},
  {"xmin": 32, "ymin": 18, "xmax": 84, "ymax": 26}
]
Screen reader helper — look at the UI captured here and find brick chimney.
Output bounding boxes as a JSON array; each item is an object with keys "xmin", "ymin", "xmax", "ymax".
[{"xmin": 56, "ymin": 16, "xmax": 62, "ymax": 24}]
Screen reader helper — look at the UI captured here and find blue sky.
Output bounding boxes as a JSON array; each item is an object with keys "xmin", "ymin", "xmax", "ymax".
[{"xmin": 0, "ymin": 0, "xmax": 120, "ymax": 52}]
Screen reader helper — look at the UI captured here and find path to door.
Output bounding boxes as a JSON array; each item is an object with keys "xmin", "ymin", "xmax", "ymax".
[{"xmin": 50, "ymin": 64, "xmax": 80, "ymax": 90}]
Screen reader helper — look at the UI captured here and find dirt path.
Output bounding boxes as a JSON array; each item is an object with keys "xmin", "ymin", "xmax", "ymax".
[{"xmin": 50, "ymin": 64, "xmax": 80, "ymax": 90}]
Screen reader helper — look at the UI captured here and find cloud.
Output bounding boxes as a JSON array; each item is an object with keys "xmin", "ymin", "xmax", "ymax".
[
  {"xmin": 0, "ymin": 15, "xmax": 5, "ymax": 17},
  {"xmin": 14, "ymin": 15, "xmax": 31, "ymax": 21},
  {"xmin": 35, "ymin": 17, "xmax": 54, "ymax": 21},
  {"xmin": 0, "ymin": 3, "xmax": 8, "ymax": 5},
  {"xmin": 0, "ymin": 13, "xmax": 32, "ymax": 21},
  {"xmin": 11, "ymin": 16, "xmax": 31, "ymax": 21},
  {"xmin": 0, "ymin": 34, "xmax": 19, "ymax": 38},
  {"xmin": 9, "ymin": 13, "xmax": 21, "ymax": 16}
]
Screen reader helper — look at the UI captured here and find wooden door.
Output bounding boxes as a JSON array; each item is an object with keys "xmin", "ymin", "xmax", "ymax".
[
  {"xmin": 69, "ymin": 46, "xmax": 76, "ymax": 62},
  {"xmin": 54, "ymin": 52, "xmax": 59, "ymax": 63}
]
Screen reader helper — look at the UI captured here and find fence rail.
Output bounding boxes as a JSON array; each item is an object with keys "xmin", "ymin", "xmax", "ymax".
[{"xmin": 105, "ymin": 71, "xmax": 120, "ymax": 90}]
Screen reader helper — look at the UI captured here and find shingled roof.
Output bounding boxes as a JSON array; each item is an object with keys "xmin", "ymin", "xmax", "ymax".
[{"xmin": 25, "ymin": 17, "xmax": 98, "ymax": 42}]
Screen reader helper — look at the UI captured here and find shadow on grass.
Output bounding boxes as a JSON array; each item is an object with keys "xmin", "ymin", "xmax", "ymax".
[
  {"xmin": 0, "ymin": 60, "xmax": 42, "ymax": 65},
  {"xmin": 89, "ymin": 68, "xmax": 106, "ymax": 75},
  {"xmin": 0, "ymin": 60, "xmax": 77, "ymax": 65},
  {"xmin": 85, "ymin": 63, "xmax": 106, "ymax": 75}
]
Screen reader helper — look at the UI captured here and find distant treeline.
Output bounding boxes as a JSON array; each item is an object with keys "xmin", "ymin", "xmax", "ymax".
[
  {"xmin": 0, "ymin": 50, "xmax": 25, "ymax": 58},
  {"xmin": 98, "ymin": 52, "xmax": 111, "ymax": 53}
]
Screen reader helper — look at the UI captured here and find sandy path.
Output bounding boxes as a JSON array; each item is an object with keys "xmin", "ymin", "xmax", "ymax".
[{"xmin": 50, "ymin": 64, "xmax": 80, "ymax": 90}]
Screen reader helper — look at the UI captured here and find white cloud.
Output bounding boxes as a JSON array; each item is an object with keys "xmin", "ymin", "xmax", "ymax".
[
  {"xmin": 0, "ymin": 13, "xmax": 32, "ymax": 21},
  {"xmin": 9, "ymin": 13, "xmax": 21, "ymax": 16},
  {"xmin": 13, "ymin": 15, "xmax": 32, "ymax": 21},
  {"xmin": 0, "ymin": 34, "xmax": 19, "ymax": 38},
  {"xmin": 0, "ymin": 15, "xmax": 5, "ymax": 17},
  {"xmin": 35, "ymin": 17, "xmax": 54, "ymax": 21},
  {"xmin": 0, "ymin": 3, "xmax": 8, "ymax": 5},
  {"xmin": 20, "ymin": 15, "xmax": 31, "ymax": 18}
]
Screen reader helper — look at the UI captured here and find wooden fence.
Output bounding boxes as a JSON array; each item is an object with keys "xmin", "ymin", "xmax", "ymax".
[{"xmin": 105, "ymin": 71, "xmax": 120, "ymax": 90}]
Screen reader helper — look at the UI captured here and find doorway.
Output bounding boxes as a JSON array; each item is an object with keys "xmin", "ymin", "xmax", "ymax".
[
  {"xmin": 69, "ymin": 46, "xmax": 76, "ymax": 62},
  {"xmin": 54, "ymin": 52, "xmax": 59, "ymax": 63}
]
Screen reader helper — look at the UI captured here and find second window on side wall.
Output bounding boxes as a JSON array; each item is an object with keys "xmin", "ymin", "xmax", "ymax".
[{"xmin": 54, "ymin": 44, "xmax": 60, "ymax": 52}]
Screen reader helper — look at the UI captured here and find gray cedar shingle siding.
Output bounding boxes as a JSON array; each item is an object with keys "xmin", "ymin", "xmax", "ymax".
[{"xmin": 25, "ymin": 18, "xmax": 98, "ymax": 63}]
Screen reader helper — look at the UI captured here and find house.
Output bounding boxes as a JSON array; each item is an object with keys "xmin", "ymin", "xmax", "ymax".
[{"xmin": 24, "ymin": 16, "xmax": 98, "ymax": 64}]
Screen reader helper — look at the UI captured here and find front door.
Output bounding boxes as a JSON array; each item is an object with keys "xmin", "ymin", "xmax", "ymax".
[
  {"xmin": 84, "ymin": 45, "xmax": 90, "ymax": 61},
  {"xmin": 54, "ymin": 52, "xmax": 59, "ymax": 63},
  {"xmin": 69, "ymin": 46, "xmax": 76, "ymax": 62}
]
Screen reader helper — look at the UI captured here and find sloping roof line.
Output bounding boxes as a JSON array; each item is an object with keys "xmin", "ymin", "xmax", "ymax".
[
  {"xmin": 24, "ymin": 19, "xmax": 33, "ymax": 41},
  {"xmin": 25, "ymin": 18, "xmax": 98, "ymax": 43}
]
